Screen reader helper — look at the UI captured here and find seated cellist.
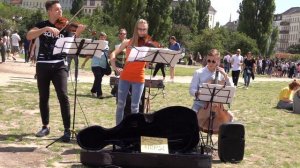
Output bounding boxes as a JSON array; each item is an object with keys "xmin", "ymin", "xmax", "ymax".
[{"xmin": 189, "ymin": 49, "xmax": 234, "ymax": 133}]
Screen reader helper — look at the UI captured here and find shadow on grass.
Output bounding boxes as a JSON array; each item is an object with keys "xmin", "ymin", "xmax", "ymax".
[
  {"xmin": 271, "ymin": 106, "xmax": 300, "ymax": 115},
  {"xmin": 0, "ymin": 133, "xmax": 34, "ymax": 142},
  {"xmin": 61, "ymin": 148, "xmax": 81, "ymax": 155},
  {"xmin": 0, "ymin": 146, "xmax": 36, "ymax": 152},
  {"xmin": 72, "ymin": 93, "xmax": 114, "ymax": 100}
]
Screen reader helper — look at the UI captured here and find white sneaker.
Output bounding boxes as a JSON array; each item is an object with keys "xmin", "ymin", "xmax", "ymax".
[{"xmin": 91, "ymin": 92, "xmax": 97, "ymax": 97}]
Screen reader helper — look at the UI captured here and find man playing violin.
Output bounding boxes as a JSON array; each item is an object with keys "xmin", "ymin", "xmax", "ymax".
[
  {"xmin": 110, "ymin": 19, "xmax": 153, "ymax": 125},
  {"xmin": 189, "ymin": 49, "xmax": 234, "ymax": 112},
  {"xmin": 26, "ymin": 0, "xmax": 85, "ymax": 142}
]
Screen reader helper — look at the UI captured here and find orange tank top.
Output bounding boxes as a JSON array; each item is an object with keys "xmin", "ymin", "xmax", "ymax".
[{"xmin": 120, "ymin": 40, "xmax": 146, "ymax": 83}]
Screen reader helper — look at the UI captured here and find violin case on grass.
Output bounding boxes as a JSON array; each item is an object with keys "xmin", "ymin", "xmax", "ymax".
[{"xmin": 77, "ymin": 106, "xmax": 212, "ymax": 168}]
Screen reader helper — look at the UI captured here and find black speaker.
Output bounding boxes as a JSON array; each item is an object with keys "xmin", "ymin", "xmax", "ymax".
[{"xmin": 218, "ymin": 122, "xmax": 245, "ymax": 163}]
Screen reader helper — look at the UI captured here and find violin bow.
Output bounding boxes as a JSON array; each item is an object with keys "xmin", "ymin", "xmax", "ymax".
[{"xmin": 59, "ymin": 6, "xmax": 84, "ymax": 33}]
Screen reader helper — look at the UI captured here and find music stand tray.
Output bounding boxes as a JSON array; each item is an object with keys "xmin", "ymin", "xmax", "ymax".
[
  {"xmin": 127, "ymin": 46, "xmax": 183, "ymax": 67},
  {"xmin": 197, "ymin": 83, "xmax": 235, "ymax": 104},
  {"xmin": 46, "ymin": 37, "xmax": 108, "ymax": 148}
]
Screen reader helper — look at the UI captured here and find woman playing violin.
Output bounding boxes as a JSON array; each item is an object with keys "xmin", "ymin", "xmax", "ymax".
[
  {"xmin": 26, "ymin": 0, "xmax": 85, "ymax": 142},
  {"xmin": 189, "ymin": 49, "xmax": 234, "ymax": 112},
  {"xmin": 110, "ymin": 19, "xmax": 154, "ymax": 125}
]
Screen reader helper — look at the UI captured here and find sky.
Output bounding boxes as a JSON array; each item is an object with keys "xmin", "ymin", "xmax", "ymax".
[{"xmin": 211, "ymin": 0, "xmax": 300, "ymax": 26}]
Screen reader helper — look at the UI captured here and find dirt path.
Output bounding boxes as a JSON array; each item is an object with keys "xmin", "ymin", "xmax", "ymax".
[{"xmin": 0, "ymin": 58, "xmax": 292, "ymax": 87}]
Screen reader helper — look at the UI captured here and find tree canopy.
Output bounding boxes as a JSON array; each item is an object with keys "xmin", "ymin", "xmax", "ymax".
[{"xmin": 237, "ymin": 0, "xmax": 276, "ymax": 56}]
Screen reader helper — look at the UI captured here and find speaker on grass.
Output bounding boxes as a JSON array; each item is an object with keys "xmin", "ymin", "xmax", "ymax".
[{"xmin": 218, "ymin": 122, "xmax": 245, "ymax": 163}]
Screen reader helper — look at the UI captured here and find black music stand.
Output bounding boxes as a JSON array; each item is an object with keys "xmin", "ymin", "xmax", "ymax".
[
  {"xmin": 128, "ymin": 46, "xmax": 183, "ymax": 112},
  {"xmin": 196, "ymin": 83, "xmax": 235, "ymax": 154},
  {"xmin": 46, "ymin": 37, "xmax": 109, "ymax": 148}
]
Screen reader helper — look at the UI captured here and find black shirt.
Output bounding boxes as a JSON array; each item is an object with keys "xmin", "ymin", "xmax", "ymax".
[
  {"xmin": 35, "ymin": 20, "xmax": 73, "ymax": 62},
  {"xmin": 244, "ymin": 58, "xmax": 255, "ymax": 69}
]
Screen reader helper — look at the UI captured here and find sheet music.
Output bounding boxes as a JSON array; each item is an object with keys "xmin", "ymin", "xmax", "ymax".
[
  {"xmin": 198, "ymin": 83, "xmax": 236, "ymax": 104},
  {"xmin": 53, "ymin": 38, "xmax": 108, "ymax": 57},
  {"xmin": 128, "ymin": 47, "xmax": 183, "ymax": 67}
]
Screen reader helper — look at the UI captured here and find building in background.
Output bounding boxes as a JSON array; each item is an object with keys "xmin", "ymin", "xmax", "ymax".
[
  {"xmin": 274, "ymin": 7, "xmax": 300, "ymax": 52},
  {"xmin": 83, "ymin": 0, "xmax": 104, "ymax": 15},
  {"xmin": 208, "ymin": 5, "xmax": 216, "ymax": 28}
]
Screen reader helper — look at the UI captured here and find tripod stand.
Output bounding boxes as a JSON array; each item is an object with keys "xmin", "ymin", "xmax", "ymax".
[
  {"xmin": 196, "ymin": 83, "xmax": 235, "ymax": 154},
  {"xmin": 46, "ymin": 37, "xmax": 108, "ymax": 148},
  {"xmin": 128, "ymin": 46, "xmax": 183, "ymax": 112}
]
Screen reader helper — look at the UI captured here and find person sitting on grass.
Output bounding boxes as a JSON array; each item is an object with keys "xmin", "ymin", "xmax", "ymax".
[{"xmin": 277, "ymin": 80, "xmax": 300, "ymax": 111}]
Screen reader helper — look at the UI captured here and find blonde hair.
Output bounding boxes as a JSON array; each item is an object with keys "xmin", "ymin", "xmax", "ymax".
[
  {"xmin": 207, "ymin": 49, "xmax": 220, "ymax": 58},
  {"xmin": 131, "ymin": 19, "xmax": 148, "ymax": 46}
]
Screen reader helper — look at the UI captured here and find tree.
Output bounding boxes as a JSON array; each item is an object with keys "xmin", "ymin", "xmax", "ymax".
[
  {"xmin": 70, "ymin": 0, "xmax": 84, "ymax": 18},
  {"xmin": 196, "ymin": 0, "xmax": 210, "ymax": 32},
  {"xmin": 118, "ymin": 0, "xmax": 147, "ymax": 37},
  {"xmin": 102, "ymin": 0, "xmax": 121, "ymax": 26},
  {"xmin": 146, "ymin": 0, "xmax": 173, "ymax": 41},
  {"xmin": 172, "ymin": 0, "xmax": 198, "ymax": 33},
  {"xmin": 170, "ymin": 24, "xmax": 192, "ymax": 48},
  {"xmin": 287, "ymin": 44, "xmax": 300, "ymax": 54},
  {"xmin": 190, "ymin": 28, "xmax": 259, "ymax": 57},
  {"xmin": 266, "ymin": 27, "xmax": 279, "ymax": 57},
  {"xmin": 237, "ymin": 0, "xmax": 275, "ymax": 56}
]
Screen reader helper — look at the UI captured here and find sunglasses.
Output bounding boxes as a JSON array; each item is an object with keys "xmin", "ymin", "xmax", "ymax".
[
  {"xmin": 119, "ymin": 33, "xmax": 126, "ymax": 35},
  {"xmin": 207, "ymin": 59, "xmax": 216, "ymax": 64}
]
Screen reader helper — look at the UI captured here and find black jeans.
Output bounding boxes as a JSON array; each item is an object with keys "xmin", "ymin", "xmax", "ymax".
[
  {"xmin": 91, "ymin": 66, "xmax": 105, "ymax": 97},
  {"xmin": 153, "ymin": 63, "xmax": 165, "ymax": 77},
  {"xmin": 36, "ymin": 61, "xmax": 70, "ymax": 129},
  {"xmin": 0, "ymin": 45, "xmax": 5, "ymax": 62},
  {"xmin": 232, "ymin": 70, "xmax": 241, "ymax": 86}
]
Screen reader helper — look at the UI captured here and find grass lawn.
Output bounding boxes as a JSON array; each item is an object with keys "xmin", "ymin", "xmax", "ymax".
[{"xmin": 0, "ymin": 79, "xmax": 299, "ymax": 167}]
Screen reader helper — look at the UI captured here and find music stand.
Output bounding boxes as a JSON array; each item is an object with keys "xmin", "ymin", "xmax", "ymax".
[
  {"xmin": 128, "ymin": 46, "xmax": 183, "ymax": 112},
  {"xmin": 46, "ymin": 37, "xmax": 108, "ymax": 148},
  {"xmin": 196, "ymin": 83, "xmax": 235, "ymax": 153}
]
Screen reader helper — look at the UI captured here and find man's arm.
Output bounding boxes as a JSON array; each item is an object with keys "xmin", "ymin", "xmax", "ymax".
[{"xmin": 26, "ymin": 26, "xmax": 60, "ymax": 40}]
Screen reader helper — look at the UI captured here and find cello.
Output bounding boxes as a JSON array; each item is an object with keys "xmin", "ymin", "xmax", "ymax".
[{"xmin": 197, "ymin": 69, "xmax": 233, "ymax": 134}]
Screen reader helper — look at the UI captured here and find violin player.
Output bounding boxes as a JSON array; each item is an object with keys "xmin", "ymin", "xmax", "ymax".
[
  {"xmin": 26, "ymin": 0, "xmax": 85, "ymax": 142},
  {"xmin": 110, "ymin": 19, "xmax": 159, "ymax": 125},
  {"xmin": 189, "ymin": 49, "xmax": 234, "ymax": 131}
]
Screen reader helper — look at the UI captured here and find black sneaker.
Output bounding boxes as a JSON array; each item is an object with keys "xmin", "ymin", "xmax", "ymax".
[
  {"xmin": 62, "ymin": 129, "xmax": 71, "ymax": 143},
  {"xmin": 36, "ymin": 126, "xmax": 50, "ymax": 137}
]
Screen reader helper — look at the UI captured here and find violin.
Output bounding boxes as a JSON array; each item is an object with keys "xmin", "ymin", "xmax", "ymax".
[
  {"xmin": 55, "ymin": 17, "xmax": 79, "ymax": 33},
  {"xmin": 139, "ymin": 35, "xmax": 161, "ymax": 48}
]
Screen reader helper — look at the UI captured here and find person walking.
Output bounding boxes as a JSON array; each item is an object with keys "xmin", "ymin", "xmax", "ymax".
[
  {"xmin": 90, "ymin": 32, "xmax": 109, "ymax": 99},
  {"xmin": 231, "ymin": 49, "xmax": 243, "ymax": 86},
  {"xmin": 243, "ymin": 51, "xmax": 255, "ymax": 89},
  {"xmin": 168, "ymin": 36, "xmax": 180, "ymax": 82},
  {"xmin": 11, "ymin": 30, "xmax": 21, "ymax": 61}
]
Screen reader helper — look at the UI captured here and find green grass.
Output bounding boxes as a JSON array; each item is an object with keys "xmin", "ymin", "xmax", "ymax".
[{"xmin": 0, "ymin": 80, "xmax": 300, "ymax": 167}]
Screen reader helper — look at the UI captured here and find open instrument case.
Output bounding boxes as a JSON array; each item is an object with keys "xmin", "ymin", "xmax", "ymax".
[{"xmin": 77, "ymin": 106, "xmax": 212, "ymax": 168}]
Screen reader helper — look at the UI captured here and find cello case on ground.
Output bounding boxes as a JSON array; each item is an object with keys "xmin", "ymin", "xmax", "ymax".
[{"xmin": 77, "ymin": 106, "xmax": 212, "ymax": 168}]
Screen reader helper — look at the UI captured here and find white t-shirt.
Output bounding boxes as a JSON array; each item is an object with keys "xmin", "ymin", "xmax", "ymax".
[
  {"xmin": 231, "ymin": 54, "xmax": 243, "ymax": 71},
  {"xmin": 11, "ymin": 33, "xmax": 21, "ymax": 46}
]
